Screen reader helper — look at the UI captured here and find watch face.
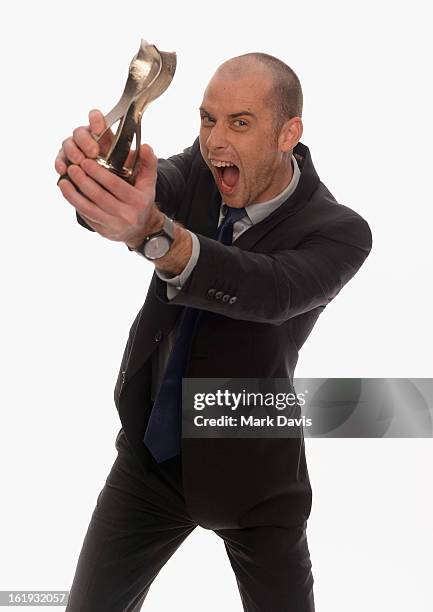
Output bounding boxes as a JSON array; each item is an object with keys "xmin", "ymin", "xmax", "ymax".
[{"xmin": 143, "ymin": 235, "xmax": 171, "ymax": 260}]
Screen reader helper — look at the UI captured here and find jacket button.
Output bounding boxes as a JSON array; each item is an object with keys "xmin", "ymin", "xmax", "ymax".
[
  {"xmin": 222, "ymin": 294, "xmax": 230, "ymax": 302},
  {"xmin": 207, "ymin": 288, "xmax": 216, "ymax": 297},
  {"xmin": 215, "ymin": 291, "xmax": 223, "ymax": 300},
  {"xmin": 154, "ymin": 329, "xmax": 163, "ymax": 342},
  {"xmin": 229, "ymin": 296, "xmax": 237, "ymax": 305}
]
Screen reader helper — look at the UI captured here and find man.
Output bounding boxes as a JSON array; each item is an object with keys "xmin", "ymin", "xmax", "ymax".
[{"xmin": 55, "ymin": 52, "xmax": 372, "ymax": 611}]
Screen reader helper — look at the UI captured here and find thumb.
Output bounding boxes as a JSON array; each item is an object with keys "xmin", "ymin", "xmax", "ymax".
[
  {"xmin": 134, "ymin": 144, "xmax": 158, "ymax": 193},
  {"xmin": 88, "ymin": 108, "xmax": 114, "ymax": 157},
  {"xmin": 88, "ymin": 108, "xmax": 106, "ymax": 137}
]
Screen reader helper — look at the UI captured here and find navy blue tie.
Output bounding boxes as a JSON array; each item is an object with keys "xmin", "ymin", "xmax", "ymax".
[{"xmin": 143, "ymin": 205, "xmax": 247, "ymax": 463}]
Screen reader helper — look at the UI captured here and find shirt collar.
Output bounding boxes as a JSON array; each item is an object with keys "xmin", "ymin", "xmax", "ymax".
[{"xmin": 221, "ymin": 153, "xmax": 301, "ymax": 225}]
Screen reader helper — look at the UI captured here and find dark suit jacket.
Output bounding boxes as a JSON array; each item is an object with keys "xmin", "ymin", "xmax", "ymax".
[{"xmin": 76, "ymin": 137, "xmax": 372, "ymax": 530}]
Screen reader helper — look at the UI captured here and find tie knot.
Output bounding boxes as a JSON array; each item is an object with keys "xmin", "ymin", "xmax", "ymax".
[
  {"xmin": 216, "ymin": 204, "xmax": 247, "ymax": 244},
  {"xmin": 222, "ymin": 204, "xmax": 247, "ymax": 225}
]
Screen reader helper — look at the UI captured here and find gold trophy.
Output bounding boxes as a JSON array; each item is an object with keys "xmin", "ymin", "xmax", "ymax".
[{"xmin": 59, "ymin": 39, "xmax": 177, "ymax": 185}]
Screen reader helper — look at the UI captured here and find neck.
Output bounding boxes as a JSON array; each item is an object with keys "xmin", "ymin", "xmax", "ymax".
[{"xmin": 255, "ymin": 154, "xmax": 294, "ymax": 204}]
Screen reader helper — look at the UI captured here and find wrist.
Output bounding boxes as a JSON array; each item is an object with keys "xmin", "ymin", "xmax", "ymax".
[
  {"xmin": 145, "ymin": 205, "xmax": 165, "ymax": 236},
  {"xmin": 125, "ymin": 204, "xmax": 164, "ymax": 251},
  {"xmin": 154, "ymin": 224, "xmax": 192, "ymax": 275}
]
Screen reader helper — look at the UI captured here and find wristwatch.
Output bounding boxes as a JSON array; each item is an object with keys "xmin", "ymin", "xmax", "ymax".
[{"xmin": 134, "ymin": 213, "xmax": 175, "ymax": 260}]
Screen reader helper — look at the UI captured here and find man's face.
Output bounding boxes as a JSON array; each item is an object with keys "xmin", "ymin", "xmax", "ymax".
[{"xmin": 199, "ymin": 69, "xmax": 287, "ymax": 208}]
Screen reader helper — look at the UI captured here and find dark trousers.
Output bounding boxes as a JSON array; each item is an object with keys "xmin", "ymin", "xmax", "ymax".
[{"xmin": 66, "ymin": 430, "xmax": 315, "ymax": 611}]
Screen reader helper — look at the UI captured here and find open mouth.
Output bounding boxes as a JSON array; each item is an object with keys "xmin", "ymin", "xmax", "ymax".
[{"xmin": 210, "ymin": 160, "xmax": 240, "ymax": 195}]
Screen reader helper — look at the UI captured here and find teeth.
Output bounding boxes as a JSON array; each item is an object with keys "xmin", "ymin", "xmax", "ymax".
[{"xmin": 210, "ymin": 159, "xmax": 235, "ymax": 168}]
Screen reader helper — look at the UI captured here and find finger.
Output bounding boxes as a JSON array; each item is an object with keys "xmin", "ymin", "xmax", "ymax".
[
  {"xmin": 62, "ymin": 136, "xmax": 85, "ymax": 165},
  {"xmin": 57, "ymin": 175, "xmax": 115, "ymax": 229},
  {"xmin": 80, "ymin": 214, "xmax": 101, "ymax": 230},
  {"xmin": 88, "ymin": 109, "xmax": 106, "ymax": 137},
  {"xmin": 67, "ymin": 163, "xmax": 125, "ymax": 217},
  {"xmin": 79, "ymin": 158, "xmax": 141, "ymax": 205},
  {"xmin": 134, "ymin": 144, "xmax": 158, "ymax": 192},
  {"xmin": 73, "ymin": 126, "xmax": 99, "ymax": 158},
  {"xmin": 89, "ymin": 108, "xmax": 114, "ymax": 157},
  {"xmin": 55, "ymin": 148, "xmax": 67, "ymax": 175}
]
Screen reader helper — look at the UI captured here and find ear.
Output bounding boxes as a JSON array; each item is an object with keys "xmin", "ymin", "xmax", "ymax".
[{"xmin": 278, "ymin": 117, "xmax": 303, "ymax": 153}]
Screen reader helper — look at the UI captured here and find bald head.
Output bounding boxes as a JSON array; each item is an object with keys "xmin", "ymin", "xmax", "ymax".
[{"xmin": 213, "ymin": 53, "xmax": 303, "ymax": 133}]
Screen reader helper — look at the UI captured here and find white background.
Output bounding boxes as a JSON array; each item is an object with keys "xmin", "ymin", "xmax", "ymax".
[{"xmin": 1, "ymin": 1, "xmax": 432, "ymax": 610}]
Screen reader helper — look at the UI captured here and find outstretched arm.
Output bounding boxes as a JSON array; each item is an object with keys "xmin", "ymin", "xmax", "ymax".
[{"xmin": 154, "ymin": 212, "xmax": 373, "ymax": 325}]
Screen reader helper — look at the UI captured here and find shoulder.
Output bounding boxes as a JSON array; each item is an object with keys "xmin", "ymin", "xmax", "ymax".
[
  {"xmin": 305, "ymin": 181, "xmax": 372, "ymax": 247},
  {"xmin": 157, "ymin": 137, "xmax": 202, "ymax": 173}
]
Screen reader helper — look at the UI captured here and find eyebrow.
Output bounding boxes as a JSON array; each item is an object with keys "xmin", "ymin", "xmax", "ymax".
[{"xmin": 199, "ymin": 106, "xmax": 256, "ymax": 120}]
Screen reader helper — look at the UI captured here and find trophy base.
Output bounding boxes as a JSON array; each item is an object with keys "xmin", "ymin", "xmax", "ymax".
[
  {"xmin": 57, "ymin": 158, "xmax": 136, "ymax": 188},
  {"xmin": 96, "ymin": 157, "xmax": 136, "ymax": 185}
]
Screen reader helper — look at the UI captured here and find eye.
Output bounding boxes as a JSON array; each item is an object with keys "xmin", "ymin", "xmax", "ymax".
[
  {"xmin": 200, "ymin": 115, "xmax": 215, "ymax": 126},
  {"xmin": 233, "ymin": 119, "xmax": 248, "ymax": 128}
]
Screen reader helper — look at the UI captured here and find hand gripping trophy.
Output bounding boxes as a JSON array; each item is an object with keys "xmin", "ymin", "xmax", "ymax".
[{"xmin": 59, "ymin": 39, "xmax": 176, "ymax": 186}]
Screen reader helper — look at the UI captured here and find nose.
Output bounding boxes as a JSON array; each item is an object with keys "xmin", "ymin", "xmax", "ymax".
[{"xmin": 205, "ymin": 121, "xmax": 228, "ymax": 152}]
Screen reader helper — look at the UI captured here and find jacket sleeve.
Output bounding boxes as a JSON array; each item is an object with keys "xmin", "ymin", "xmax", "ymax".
[
  {"xmin": 75, "ymin": 138, "xmax": 200, "ymax": 230},
  {"xmin": 155, "ymin": 212, "xmax": 373, "ymax": 325}
]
